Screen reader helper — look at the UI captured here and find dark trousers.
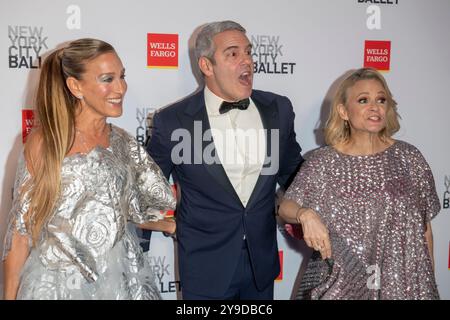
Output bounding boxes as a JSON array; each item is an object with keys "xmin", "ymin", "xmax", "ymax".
[{"xmin": 182, "ymin": 241, "xmax": 274, "ymax": 300}]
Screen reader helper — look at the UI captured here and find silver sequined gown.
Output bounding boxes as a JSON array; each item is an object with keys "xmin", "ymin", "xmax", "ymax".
[
  {"xmin": 2, "ymin": 124, "xmax": 176, "ymax": 300},
  {"xmin": 284, "ymin": 141, "xmax": 440, "ymax": 300}
]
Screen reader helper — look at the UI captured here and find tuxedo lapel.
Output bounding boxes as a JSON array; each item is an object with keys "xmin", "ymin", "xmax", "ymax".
[
  {"xmin": 177, "ymin": 90, "xmax": 242, "ymax": 205},
  {"xmin": 246, "ymin": 91, "xmax": 279, "ymax": 210}
]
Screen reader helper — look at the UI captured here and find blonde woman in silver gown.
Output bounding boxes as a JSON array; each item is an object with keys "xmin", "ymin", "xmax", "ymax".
[
  {"xmin": 279, "ymin": 68, "xmax": 440, "ymax": 300},
  {"xmin": 2, "ymin": 39, "xmax": 176, "ymax": 300}
]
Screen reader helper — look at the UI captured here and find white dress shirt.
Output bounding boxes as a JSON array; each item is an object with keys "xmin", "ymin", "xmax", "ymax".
[{"xmin": 204, "ymin": 86, "xmax": 266, "ymax": 207}]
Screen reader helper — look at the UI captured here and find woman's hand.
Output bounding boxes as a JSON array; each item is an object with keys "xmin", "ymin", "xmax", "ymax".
[
  {"xmin": 298, "ymin": 209, "xmax": 332, "ymax": 260},
  {"xmin": 279, "ymin": 199, "xmax": 331, "ymax": 259},
  {"xmin": 162, "ymin": 217, "xmax": 176, "ymax": 236}
]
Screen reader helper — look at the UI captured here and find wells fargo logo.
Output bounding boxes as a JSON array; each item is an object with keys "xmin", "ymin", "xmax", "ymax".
[
  {"xmin": 147, "ymin": 33, "xmax": 178, "ymax": 69},
  {"xmin": 22, "ymin": 109, "xmax": 34, "ymax": 143},
  {"xmin": 364, "ymin": 40, "xmax": 391, "ymax": 71}
]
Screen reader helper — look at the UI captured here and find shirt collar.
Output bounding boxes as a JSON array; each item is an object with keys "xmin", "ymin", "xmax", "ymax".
[
  {"xmin": 204, "ymin": 86, "xmax": 225, "ymax": 116},
  {"xmin": 204, "ymin": 86, "xmax": 254, "ymax": 117}
]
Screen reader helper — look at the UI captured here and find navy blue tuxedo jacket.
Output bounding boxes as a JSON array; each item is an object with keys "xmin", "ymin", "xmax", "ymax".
[{"xmin": 147, "ymin": 88, "xmax": 303, "ymax": 297}]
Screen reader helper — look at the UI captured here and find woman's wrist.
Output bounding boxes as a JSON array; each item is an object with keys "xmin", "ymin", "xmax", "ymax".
[{"xmin": 295, "ymin": 207, "xmax": 305, "ymax": 224}]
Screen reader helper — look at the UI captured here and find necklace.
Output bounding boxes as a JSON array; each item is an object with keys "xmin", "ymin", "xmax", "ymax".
[{"xmin": 75, "ymin": 124, "xmax": 111, "ymax": 155}]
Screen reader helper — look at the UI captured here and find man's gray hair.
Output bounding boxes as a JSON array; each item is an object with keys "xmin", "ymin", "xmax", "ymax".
[{"xmin": 194, "ymin": 20, "xmax": 246, "ymax": 63}]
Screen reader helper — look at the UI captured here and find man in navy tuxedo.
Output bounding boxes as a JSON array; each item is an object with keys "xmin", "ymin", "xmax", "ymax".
[{"xmin": 147, "ymin": 20, "xmax": 303, "ymax": 299}]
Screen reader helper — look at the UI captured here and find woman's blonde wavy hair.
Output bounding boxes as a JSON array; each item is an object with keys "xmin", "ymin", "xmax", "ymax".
[
  {"xmin": 23, "ymin": 38, "xmax": 115, "ymax": 244},
  {"xmin": 324, "ymin": 68, "xmax": 400, "ymax": 146}
]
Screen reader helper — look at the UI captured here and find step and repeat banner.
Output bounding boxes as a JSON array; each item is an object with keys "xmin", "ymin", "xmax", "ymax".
[{"xmin": 1, "ymin": 0, "xmax": 449, "ymax": 299}]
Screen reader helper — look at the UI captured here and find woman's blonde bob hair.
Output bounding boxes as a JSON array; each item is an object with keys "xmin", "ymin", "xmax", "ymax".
[{"xmin": 324, "ymin": 67, "xmax": 400, "ymax": 146}]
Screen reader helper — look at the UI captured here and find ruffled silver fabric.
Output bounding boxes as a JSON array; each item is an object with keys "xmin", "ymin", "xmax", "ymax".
[
  {"xmin": 285, "ymin": 141, "xmax": 440, "ymax": 300},
  {"xmin": 3, "ymin": 124, "xmax": 176, "ymax": 300}
]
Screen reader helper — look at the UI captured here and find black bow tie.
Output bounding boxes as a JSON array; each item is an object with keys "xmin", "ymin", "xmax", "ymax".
[{"xmin": 219, "ymin": 98, "xmax": 250, "ymax": 114}]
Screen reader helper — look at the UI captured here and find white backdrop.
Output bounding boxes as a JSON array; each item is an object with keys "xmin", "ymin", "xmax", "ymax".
[{"xmin": 1, "ymin": 0, "xmax": 449, "ymax": 300}]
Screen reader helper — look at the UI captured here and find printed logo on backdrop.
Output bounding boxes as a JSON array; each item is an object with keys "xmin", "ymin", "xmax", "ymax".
[
  {"xmin": 136, "ymin": 107, "xmax": 157, "ymax": 146},
  {"xmin": 147, "ymin": 33, "xmax": 178, "ymax": 69},
  {"xmin": 251, "ymin": 35, "xmax": 296, "ymax": 75},
  {"xmin": 22, "ymin": 109, "xmax": 35, "ymax": 143},
  {"xmin": 443, "ymin": 176, "xmax": 450, "ymax": 209},
  {"xmin": 149, "ymin": 255, "xmax": 181, "ymax": 294},
  {"xmin": 364, "ymin": 40, "xmax": 391, "ymax": 71},
  {"xmin": 276, "ymin": 250, "xmax": 283, "ymax": 281},
  {"xmin": 8, "ymin": 25, "xmax": 48, "ymax": 69}
]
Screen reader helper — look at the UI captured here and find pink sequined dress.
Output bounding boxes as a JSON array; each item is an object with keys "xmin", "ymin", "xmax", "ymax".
[{"xmin": 285, "ymin": 140, "xmax": 440, "ymax": 300}]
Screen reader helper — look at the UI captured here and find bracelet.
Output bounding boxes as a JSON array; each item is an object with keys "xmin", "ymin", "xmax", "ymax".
[{"xmin": 295, "ymin": 207, "xmax": 304, "ymax": 224}]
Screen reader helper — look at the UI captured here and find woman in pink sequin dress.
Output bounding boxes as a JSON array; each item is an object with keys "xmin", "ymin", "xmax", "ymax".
[{"xmin": 279, "ymin": 68, "xmax": 440, "ymax": 300}]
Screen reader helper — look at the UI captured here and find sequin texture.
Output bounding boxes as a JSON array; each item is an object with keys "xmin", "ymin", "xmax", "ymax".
[
  {"xmin": 3, "ymin": 124, "xmax": 176, "ymax": 299},
  {"xmin": 285, "ymin": 141, "xmax": 440, "ymax": 300}
]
